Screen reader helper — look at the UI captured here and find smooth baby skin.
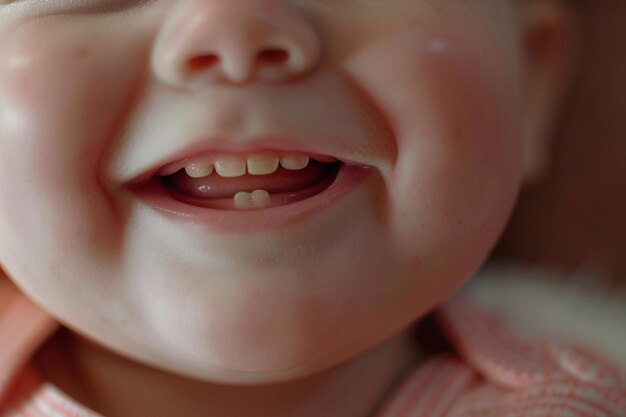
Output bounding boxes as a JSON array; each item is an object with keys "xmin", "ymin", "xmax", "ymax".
[{"xmin": 0, "ymin": 1, "xmax": 573, "ymax": 416}]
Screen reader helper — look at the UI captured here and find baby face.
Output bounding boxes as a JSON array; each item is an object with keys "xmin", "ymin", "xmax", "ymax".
[{"xmin": 0, "ymin": 0, "xmax": 524, "ymax": 383}]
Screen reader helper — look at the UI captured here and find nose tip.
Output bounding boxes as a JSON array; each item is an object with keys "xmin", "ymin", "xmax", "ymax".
[{"xmin": 153, "ymin": 1, "xmax": 321, "ymax": 87}]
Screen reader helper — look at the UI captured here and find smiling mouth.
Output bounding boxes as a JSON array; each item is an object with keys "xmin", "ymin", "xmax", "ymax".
[
  {"xmin": 126, "ymin": 147, "xmax": 373, "ymax": 232},
  {"xmin": 159, "ymin": 158, "xmax": 342, "ymax": 210}
]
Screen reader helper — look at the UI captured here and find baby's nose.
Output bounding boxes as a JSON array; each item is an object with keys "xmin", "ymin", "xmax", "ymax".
[{"xmin": 152, "ymin": 0, "xmax": 321, "ymax": 87}]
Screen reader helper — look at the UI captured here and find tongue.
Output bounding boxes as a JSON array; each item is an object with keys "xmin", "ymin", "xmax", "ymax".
[{"xmin": 162, "ymin": 160, "xmax": 338, "ymax": 199}]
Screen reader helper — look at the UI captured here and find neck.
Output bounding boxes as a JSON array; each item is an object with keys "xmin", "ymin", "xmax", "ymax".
[{"xmin": 34, "ymin": 327, "xmax": 423, "ymax": 417}]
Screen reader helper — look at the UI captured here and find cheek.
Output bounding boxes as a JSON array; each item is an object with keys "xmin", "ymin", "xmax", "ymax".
[
  {"xmin": 400, "ymin": 41, "xmax": 521, "ymax": 236},
  {"xmin": 345, "ymin": 24, "xmax": 522, "ymax": 280},
  {"xmin": 0, "ymin": 20, "xmax": 142, "ymax": 293}
]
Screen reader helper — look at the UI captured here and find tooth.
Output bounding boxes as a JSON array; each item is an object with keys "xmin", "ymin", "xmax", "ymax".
[
  {"xmin": 251, "ymin": 189, "xmax": 271, "ymax": 208},
  {"xmin": 280, "ymin": 155, "xmax": 309, "ymax": 170},
  {"xmin": 247, "ymin": 156, "xmax": 279, "ymax": 175},
  {"xmin": 234, "ymin": 191, "xmax": 253, "ymax": 209},
  {"xmin": 184, "ymin": 162, "xmax": 214, "ymax": 178},
  {"xmin": 215, "ymin": 158, "xmax": 246, "ymax": 177},
  {"xmin": 233, "ymin": 190, "xmax": 271, "ymax": 209}
]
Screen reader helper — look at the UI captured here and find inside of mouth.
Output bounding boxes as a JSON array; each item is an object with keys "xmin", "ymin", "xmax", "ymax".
[{"xmin": 159, "ymin": 159, "xmax": 341, "ymax": 210}]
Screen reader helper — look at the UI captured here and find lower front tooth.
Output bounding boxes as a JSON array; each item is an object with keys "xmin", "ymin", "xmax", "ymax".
[
  {"xmin": 233, "ymin": 190, "xmax": 271, "ymax": 209},
  {"xmin": 251, "ymin": 190, "xmax": 271, "ymax": 208},
  {"xmin": 234, "ymin": 191, "xmax": 253, "ymax": 209}
]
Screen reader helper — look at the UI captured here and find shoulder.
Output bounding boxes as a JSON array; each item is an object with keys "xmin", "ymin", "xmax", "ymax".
[
  {"xmin": 0, "ymin": 277, "xmax": 58, "ymax": 409},
  {"xmin": 458, "ymin": 262, "xmax": 626, "ymax": 369},
  {"xmin": 436, "ymin": 263, "xmax": 626, "ymax": 417}
]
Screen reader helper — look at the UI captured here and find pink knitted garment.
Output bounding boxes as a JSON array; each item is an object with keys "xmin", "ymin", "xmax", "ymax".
[{"xmin": 1, "ymin": 279, "xmax": 625, "ymax": 417}]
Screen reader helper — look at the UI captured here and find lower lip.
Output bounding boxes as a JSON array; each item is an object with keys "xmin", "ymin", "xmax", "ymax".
[{"xmin": 129, "ymin": 164, "xmax": 372, "ymax": 233}]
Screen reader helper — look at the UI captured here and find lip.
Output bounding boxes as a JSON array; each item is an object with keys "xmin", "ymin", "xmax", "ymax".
[
  {"xmin": 128, "ymin": 163, "xmax": 373, "ymax": 233},
  {"xmin": 126, "ymin": 137, "xmax": 373, "ymax": 187}
]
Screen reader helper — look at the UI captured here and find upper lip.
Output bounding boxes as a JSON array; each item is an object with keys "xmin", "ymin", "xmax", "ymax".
[
  {"xmin": 106, "ymin": 77, "xmax": 395, "ymax": 188},
  {"xmin": 126, "ymin": 134, "xmax": 367, "ymax": 186}
]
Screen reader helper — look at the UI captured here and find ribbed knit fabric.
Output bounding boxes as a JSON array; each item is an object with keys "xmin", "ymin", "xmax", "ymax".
[
  {"xmin": 375, "ymin": 299, "xmax": 626, "ymax": 417},
  {"xmin": 1, "ymin": 278, "xmax": 625, "ymax": 417}
]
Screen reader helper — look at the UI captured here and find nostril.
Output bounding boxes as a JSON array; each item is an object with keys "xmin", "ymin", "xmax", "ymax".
[
  {"xmin": 188, "ymin": 54, "xmax": 220, "ymax": 71},
  {"xmin": 185, "ymin": 49, "xmax": 287, "ymax": 74},
  {"xmin": 257, "ymin": 48, "xmax": 289, "ymax": 65}
]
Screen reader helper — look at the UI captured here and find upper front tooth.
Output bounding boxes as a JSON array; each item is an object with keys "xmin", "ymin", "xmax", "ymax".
[
  {"xmin": 215, "ymin": 158, "xmax": 246, "ymax": 177},
  {"xmin": 280, "ymin": 155, "xmax": 309, "ymax": 170},
  {"xmin": 185, "ymin": 162, "xmax": 214, "ymax": 178},
  {"xmin": 247, "ymin": 156, "xmax": 279, "ymax": 175}
]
